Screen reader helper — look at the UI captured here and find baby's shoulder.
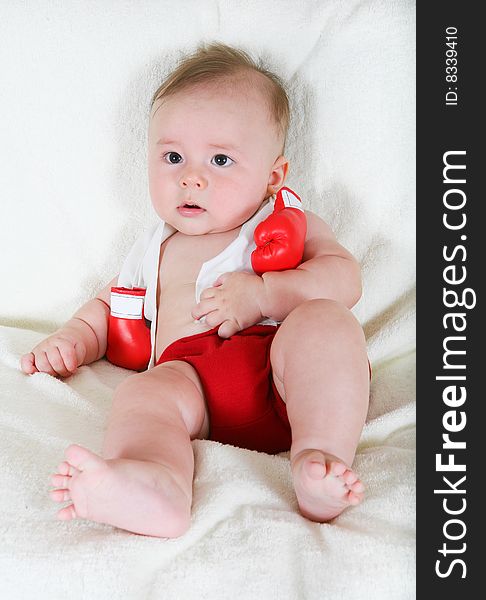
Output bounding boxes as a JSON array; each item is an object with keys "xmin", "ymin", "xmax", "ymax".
[
  {"xmin": 303, "ymin": 209, "xmax": 336, "ymax": 241},
  {"xmin": 301, "ymin": 209, "xmax": 357, "ymax": 263}
]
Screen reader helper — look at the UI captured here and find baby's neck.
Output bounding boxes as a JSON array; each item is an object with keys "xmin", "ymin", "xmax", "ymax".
[{"xmin": 171, "ymin": 226, "xmax": 241, "ymax": 251}]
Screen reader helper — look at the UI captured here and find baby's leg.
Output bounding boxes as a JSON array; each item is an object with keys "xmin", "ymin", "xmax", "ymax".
[
  {"xmin": 49, "ymin": 361, "xmax": 209, "ymax": 538},
  {"xmin": 270, "ymin": 299, "xmax": 369, "ymax": 522}
]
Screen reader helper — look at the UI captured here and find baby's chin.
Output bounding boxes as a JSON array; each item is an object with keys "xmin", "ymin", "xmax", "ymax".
[{"xmin": 166, "ymin": 217, "xmax": 241, "ymax": 236}]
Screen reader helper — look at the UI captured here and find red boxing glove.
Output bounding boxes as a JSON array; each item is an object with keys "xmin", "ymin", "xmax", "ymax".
[
  {"xmin": 106, "ymin": 287, "xmax": 151, "ymax": 371},
  {"xmin": 251, "ymin": 187, "xmax": 307, "ymax": 276}
]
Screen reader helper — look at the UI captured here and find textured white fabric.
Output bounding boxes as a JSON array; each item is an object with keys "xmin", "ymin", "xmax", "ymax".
[{"xmin": 0, "ymin": 1, "xmax": 415, "ymax": 598}]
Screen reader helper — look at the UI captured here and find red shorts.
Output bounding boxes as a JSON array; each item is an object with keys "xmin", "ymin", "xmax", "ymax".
[{"xmin": 155, "ymin": 324, "xmax": 291, "ymax": 454}]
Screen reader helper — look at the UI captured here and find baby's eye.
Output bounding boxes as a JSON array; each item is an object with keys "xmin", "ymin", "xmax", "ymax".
[
  {"xmin": 164, "ymin": 152, "xmax": 183, "ymax": 164},
  {"xmin": 211, "ymin": 154, "xmax": 234, "ymax": 167}
]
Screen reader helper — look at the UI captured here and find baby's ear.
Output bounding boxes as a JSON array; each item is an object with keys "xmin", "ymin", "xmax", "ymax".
[{"xmin": 266, "ymin": 156, "xmax": 289, "ymax": 196}]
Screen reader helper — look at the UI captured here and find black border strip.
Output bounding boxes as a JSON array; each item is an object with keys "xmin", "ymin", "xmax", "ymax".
[{"xmin": 417, "ymin": 2, "xmax": 481, "ymax": 595}]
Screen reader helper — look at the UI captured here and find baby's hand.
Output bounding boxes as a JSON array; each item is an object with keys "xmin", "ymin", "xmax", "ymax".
[
  {"xmin": 192, "ymin": 272, "xmax": 266, "ymax": 338},
  {"xmin": 20, "ymin": 328, "xmax": 87, "ymax": 378}
]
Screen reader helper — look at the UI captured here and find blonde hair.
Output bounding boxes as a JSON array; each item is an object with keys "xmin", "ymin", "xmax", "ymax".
[{"xmin": 151, "ymin": 42, "xmax": 290, "ymax": 149}]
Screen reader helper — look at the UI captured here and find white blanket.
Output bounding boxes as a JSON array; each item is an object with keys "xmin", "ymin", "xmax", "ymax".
[{"xmin": 0, "ymin": 1, "xmax": 415, "ymax": 598}]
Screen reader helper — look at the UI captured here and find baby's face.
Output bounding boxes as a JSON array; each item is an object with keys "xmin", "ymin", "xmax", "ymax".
[{"xmin": 148, "ymin": 79, "xmax": 287, "ymax": 235}]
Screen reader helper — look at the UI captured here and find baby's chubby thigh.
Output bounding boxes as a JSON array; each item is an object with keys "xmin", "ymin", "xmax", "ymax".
[
  {"xmin": 269, "ymin": 298, "xmax": 369, "ymax": 462},
  {"xmin": 269, "ymin": 298, "xmax": 368, "ymax": 404}
]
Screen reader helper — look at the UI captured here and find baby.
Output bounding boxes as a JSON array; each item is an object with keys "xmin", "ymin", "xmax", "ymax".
[{"xmin": 21, "ymin": 43, "xmax": 370, "ymax": 538}]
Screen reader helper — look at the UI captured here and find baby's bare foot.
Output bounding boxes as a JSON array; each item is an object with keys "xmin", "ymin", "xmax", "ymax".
[
  {"xmin": 291, "ymin": 449, "xmax": 364, "ymax": 522},
  {"xmin": 49, "ymin": 444, "xmax": 191, "ymax": 538}
]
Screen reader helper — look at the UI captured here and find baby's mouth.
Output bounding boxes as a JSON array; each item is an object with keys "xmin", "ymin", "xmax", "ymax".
[{"xmin": 177, "ymin": 203, "xmax": 206, "ymax": 216}]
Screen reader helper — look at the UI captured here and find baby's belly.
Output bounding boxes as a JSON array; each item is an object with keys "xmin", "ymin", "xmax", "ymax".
[{"xmin": 154, "ymin": 282, "xmax": 212, "ymax": 360}]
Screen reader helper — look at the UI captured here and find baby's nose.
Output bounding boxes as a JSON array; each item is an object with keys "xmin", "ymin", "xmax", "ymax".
[{"xmin": 179, "ymin": 171, "xmax": 207, "ymax": 190}]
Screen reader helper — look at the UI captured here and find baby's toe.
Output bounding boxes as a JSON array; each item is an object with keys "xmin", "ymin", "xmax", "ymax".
[
  {"xmin": 56, "ymin": 460, "xmax": 79, "ymax": 477},
  {"xmin": 50, "ymin": 488, "xmax": 71, "ymax": 503},
  {"xmin": 350, "ymin": 480, "xmax": 365, "ymax": 494},
  {"xmin": 65, "ymin": 444, "xmax": 104, "ymax": 471},
  {"xmin": 57, "ymin": 504, "xmax": 77, "ymax": 521},
  {"xmin": 328, "ymin": 461, "xmax": 347, "ymax": 477},
  {"xmin": 305, "ymin": 459, "xmax": 326, "ymax": 480},
  {"xmin": 50, "ymin": 473, "xmax": 71, "ymax": 489},
  {"xmin": 56, "ymin": 461, "xmax": 70, "ymax": 476},
  {"xmin": 347, "ymin": 490, "xmax": 363, "ymax": 505},
  {"xmin": 343, "ymin": 470, "xmax": 358, "ymax": 486}
]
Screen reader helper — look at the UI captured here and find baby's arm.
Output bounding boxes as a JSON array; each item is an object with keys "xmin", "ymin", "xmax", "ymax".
[
  {"xmin": 259, "ymin": 211, "xmax": 362, "ymax": 322},
  {"xmin": 20, "ymin": 276, "xmax": 117, "ymax": 378},
  {"xmin": 193, "ymin": 211, "xmax": 362, "ymax": 338}
]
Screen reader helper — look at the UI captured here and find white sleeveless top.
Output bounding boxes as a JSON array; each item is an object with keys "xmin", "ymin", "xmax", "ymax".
[{"xmin": 117, "ymin": 197, "xmax": 280, "ymax": 369}]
